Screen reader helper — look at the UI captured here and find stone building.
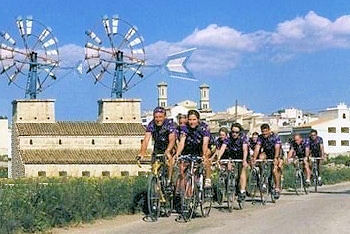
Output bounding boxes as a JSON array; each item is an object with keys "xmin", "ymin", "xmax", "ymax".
[{"xmin": 11, "ymin": 99, "xmax": 150, "ymax": 178}]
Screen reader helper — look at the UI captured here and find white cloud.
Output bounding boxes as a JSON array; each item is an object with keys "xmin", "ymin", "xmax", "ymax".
[{"xmin": 55, "ymin": 11, "xmax": 350, "ymax": 77}]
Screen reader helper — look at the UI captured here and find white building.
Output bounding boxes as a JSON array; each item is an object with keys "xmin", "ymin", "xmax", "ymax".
[
  {"xmin": 157, "ymin": 82, "xmax": 168, "ymax": 108},
  {"xmin": 0, "ymin": 117, "xmax": 9, "ymax": 156},
  {"xmin": 294, "ymin": 103, "xmax": 350, "ymax": 156}
]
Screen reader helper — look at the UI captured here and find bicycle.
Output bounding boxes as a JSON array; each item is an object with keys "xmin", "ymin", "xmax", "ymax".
[
  {"xmin": 310, "ymin": 157, "xmax": 323, "ymax": 192},
  {"xmin": 145, "ymin": 154, "xmax": 173, "ymax": 221},
  {"xmin": 248, "ymin": 159, "xmax": 275, "ymax": 205},
  {"xmin": 216, "ymin": 159, "xmax": 244, "ymax": 212},
  {"xmin": 293, "ymin": 158, "xmax": 309, "ymax": 195},
  {"xmin": 175, "ymin": 155, "xmax": 213, "ymax": 222}
]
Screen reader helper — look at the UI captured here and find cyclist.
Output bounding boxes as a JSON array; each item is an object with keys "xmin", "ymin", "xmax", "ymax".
[
  {"xmin": 226, "ymin": 123, "xmax": 249, "ymax": 201},
  {"xmin": 249, "ymin": 132, "xmax": 259, "ymax": 156},
  {"xmin": 175, "ymin": 110, "xmax": 212, "ymax": 188},
  {"xmin": 214, "ymin": 127, "xmax": 229, "ymax": 161},
  {"xmin": 252, "ymin": 124, "xmax": 283, "ymax": 199},
  {"xmin": 287, "ymin": 134, "xmax": 311, "ymax": 185},
  {"xmin": 139, "ymin": 106, "xmax": 177, "ymax": 185},
  {"xmin": 309, "ymin": 129, "xmax": 325, "ymax": 185}
]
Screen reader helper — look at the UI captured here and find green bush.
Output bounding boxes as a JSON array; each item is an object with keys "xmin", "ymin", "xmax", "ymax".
[
  {"xmin": 0, "ymin": 167, "xmax": 7, "ymax": 178},
  {"xmin": 0, "ymin": 176, "xmax": 147, "ymax": 233},
  {"xmin": 328, "ymin": 155, "xmax": 350, "ymax": 166}
]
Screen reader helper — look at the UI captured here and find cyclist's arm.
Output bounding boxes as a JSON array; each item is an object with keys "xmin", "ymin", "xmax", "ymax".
[
  {"xmin": 305, "ymin": 146, "xmax": 310, "ymax": 158},
  {"xmin": 165, "ymin": 132, "xmax": 176, "ymax": 155},
  {"xmin": 202, "ymin": 136, "xmax": 210, "ymax": 158},
  {"xmin": 175, "ymin": 134, "xmax": 186, "ymax": 158},
  {"xmin": 216, "ymin": 144, "xmax": 227, "ymax": 161},
  {"xmin": 140, "ymin": 132, "xmax": 152, "ymax": 158},
  {"xmin": 253, "ymin": 144, "xmax": 261, "ymax": 160},
  {"xmin": 320, "ymin": 143, "xmax": 325, "ymax": 159},
  {"xmin": 243, "ymin": 143, "xmax": 248, "ymax": 165},
  {"xmin": 287, "ymin": 147, "xmax": 294, "ymax": 161},
  {"xmin": 274, "ymin": 144, "xmax": 281, "ymax": 160}
]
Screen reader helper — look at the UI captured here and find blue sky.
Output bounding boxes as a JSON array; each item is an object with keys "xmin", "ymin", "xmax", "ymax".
[{"xmin": 1, "ymin": 0, "xmax": 350, "ymax": 120}]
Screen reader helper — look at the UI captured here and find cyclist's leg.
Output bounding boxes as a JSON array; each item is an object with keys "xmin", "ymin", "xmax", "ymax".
[
  {"xmin": 303, "ymin": 157, "xmax": 311, "ymax": 182},
  {"xmin": 240, "ymin": 160, "xmax": 248, "ymax": 192},
  {"xmin": 204, "ymin": 151, "xmax": 212, "ymax": 187},
  {"xmin": 273, "ymin": 157, "xmax": 282, "ymax": 192},
  {"xmin": 166, "ymin": 153, "xmax": 175, "ymax": 183}
]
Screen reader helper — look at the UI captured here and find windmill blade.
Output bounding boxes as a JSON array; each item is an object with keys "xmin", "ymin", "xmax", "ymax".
[
  {"xmin": 164, "ymin": 48, "xmax": 197, "ymax": 81},
  {"xmin": 112, "ymin": 15, "xmax": 119, "ymax": 34},
  {"xmin": 26, "ymin": 16, "xmax": 33, "ymax": 36},
  {"xmin": 85, "ymin": 30, "xmax": 102, "ymax": 45},
  {"xmin": 0, "ymin": 32, "xmax": 16, "ymax": 45}
]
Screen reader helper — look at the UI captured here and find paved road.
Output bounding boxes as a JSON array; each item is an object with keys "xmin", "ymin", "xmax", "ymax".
[{"xmin": 55, "ymin": 182, "xmax": 350, "ymax": 234}]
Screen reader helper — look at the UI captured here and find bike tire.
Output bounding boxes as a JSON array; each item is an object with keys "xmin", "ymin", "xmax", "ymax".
[
  {"xmin": 247, "ymin": 169, "xmax": 258, "ymax": 205},
  {"xmin": 216, "ymin": 174, "xmax": 225, "ymax": 205},
  {"xmin": 313, "ymin": 166, "xmax": 318, "ymax": 193},
  {"xmin": 147, "ymin": 175, "xmax": 161, "ymax": 221},
  {"xmin": 200, "ymin": 175, "xmax": 212, "ymax": 217},
  {"xmin": 180, "ymin": 173, "xmax": 196, "ymax": 222},
  {"xmin": 227, "ymin": 172, "xmax": 236, "ymax": 212}
]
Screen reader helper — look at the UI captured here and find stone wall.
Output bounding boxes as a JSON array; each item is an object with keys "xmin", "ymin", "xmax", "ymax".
[
  {"xmin": 12, "ymin": 99, "xmax": 55, "ymax": 123},
  {"xmin": 24, "ymin": 164, "xmax": 151, "ymax": 177},
  {"xmin": 11, "ymin": 124, "xmax": 25, "ymax": 178},
  {"xmin": 19, "ymin": 135, "xmax": 143, "ymax": 150},
  {"xmin": 97, "ymin": 99, "xmax": 141, "ymax": 123}
]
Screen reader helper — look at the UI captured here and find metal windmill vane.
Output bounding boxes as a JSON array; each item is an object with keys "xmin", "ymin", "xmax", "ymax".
[
  {"xmin": 0, "ymin": 16, "xmax": 81, "ymax": 99},
  {"xmin": 85, "ymin": 15, "xmax": 196, "ymax": 98}
]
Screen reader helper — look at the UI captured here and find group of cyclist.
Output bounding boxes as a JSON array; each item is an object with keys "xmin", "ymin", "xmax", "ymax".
[{"xmin": 139, "ymin": 106, "xmax": 326, "ymax": 209}]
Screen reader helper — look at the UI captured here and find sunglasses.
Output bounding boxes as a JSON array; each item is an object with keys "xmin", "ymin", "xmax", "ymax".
[
  {"xmin": 232, "ymin": 131, "xmax": 240, "ymax": 134},
  {"xmin": 310, "ymin": 134, "xmax": 317, "ymax": 137}
]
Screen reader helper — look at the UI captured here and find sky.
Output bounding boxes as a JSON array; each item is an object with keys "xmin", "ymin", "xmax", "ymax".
[{"xmin": 1, "ymin": 0, "xmax": 350, "ymax": 120}]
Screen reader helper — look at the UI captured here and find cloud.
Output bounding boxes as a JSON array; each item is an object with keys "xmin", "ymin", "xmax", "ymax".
[{"xmin": 55, "ymin": 11, "xmax": 350, "ymax": 77}]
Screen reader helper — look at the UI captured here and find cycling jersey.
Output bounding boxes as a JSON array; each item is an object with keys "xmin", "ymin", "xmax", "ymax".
[
  {"xmin": 257, "ymin": 133, "xmax": 281, "ymax": 159},
  {"xmin": 146, "ymin": 118, "xmax": 177, "ymax": 154},
  {"xmin": 180, "ymin": 122, "xmax": 211, "ymax": 156},
  {"xmin": 215, "ymin": 137, "xmax": 230, "ymax": 159},
  {"xmin": 309, "ymin": 136, "xmax": 323, "ymax": 158},
  {"xmin": 227, "ymin": 133, "xmax": 249, "ymax": 159},
  {"xmin": 290, "ymin": 139, "xmax": 310, "ymax": 159}
]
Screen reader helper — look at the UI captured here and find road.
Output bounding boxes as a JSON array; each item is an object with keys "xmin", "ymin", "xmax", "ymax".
[{"xmin": 54, "ymin": 182, "xmax": 350, "ymax": 234}]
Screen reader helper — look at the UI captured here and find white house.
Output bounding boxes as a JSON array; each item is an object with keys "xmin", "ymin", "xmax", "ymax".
[{"xmin": 294, "ymin": 103, "xmax": 350, "ymax": 156}]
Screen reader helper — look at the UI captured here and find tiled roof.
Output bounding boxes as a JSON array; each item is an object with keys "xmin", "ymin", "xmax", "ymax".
[
  {"xmin": 16, "ymin": 122, "xmax": 145, "ymax": 136},
  {"xmin": 20, "ymin": 149, "xmax": 151, "ymax": 164}
]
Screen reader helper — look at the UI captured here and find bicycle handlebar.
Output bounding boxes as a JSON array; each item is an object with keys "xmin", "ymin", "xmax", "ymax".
[{"xmin": 220, "ymin": 159, "xmax": 243, "ymax": 163}]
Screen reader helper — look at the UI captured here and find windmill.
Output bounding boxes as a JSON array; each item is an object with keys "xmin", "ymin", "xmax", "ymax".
[
  {"xmin": 0, "ymin": 16, "xmax": 81, "ymax": 99},
  {"xmin": 85, "ymin": 15, "xmax": 196, "ymax": 98}
]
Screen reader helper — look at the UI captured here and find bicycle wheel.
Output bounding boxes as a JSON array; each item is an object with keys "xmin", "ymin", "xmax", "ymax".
[
  {"xmin": 180, "ymin": 173, "xmax": 195, "ymax": 222},
  {"xmin": 199, "ymin": 174, "xmax": 212, "ymax": 217},
  {"xmin": 216, "ymin": 173, "xmax": 225, "ymax": 205},
  {"xmin": 295, "ymin": 171, "xmax": 304, "ymax": 195},
  {"xmin": 268, "ymin": 176, "xmax": 276, "ymax": 203},
  {"xmin": 227, "ymin": 172, "xmax": 236, "ymax": 212},
  {"xmin": 147, "ymin": 175, "xmax": 161, "ymax": 221},
  {"xmin": 247, "ymin": 168, "xmax": 258, "ymax": 205},
  {"xmin": 313, "ymin": 165, "xmax": 318, "ymax": 193},
  {"xmin": 260, "ymin": 172, "xmax": 269, "ymax": 205},
  {"xmin": 302, "ymin": 172, "xmax": 309, "ymax": 195},
  {"xmin": 161, "ymin": 175, "xmax": 174, "ymax": 217}
]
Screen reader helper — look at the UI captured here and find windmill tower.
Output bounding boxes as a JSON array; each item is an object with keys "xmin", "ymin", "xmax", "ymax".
[
  {"xmin": 157, "ymin": 81, "xmax": 167, "ymax": 107},
  {"xmin": 199, "ymin": 83, "xmax": 211, "ymax": 112}
]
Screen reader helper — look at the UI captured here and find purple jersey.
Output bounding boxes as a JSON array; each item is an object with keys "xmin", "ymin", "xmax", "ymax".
[
  {"xmin": 290, "ymin": 139, "xmax": 310, "ymax": 158},
  {"xmin": 180, "ymin": 122, "xmax": 211, "ymax": 156},
  {"xmin": 308, "ymin": 136, "xmax": 323, "ymax": 157},
  {"xmin": 227, "ymin": 134, "xmax": 249, "ymax": 159},
  {"xmin": 215, "ymin": 137, "xmax": 230, "ymax": 159},
  {"xmin": 257, "ymin": 133, "xmax": 281, "ymax": 159},
  {"xmin": 146, "ymin": 118, "xmax": 176, "ymax": 154}
]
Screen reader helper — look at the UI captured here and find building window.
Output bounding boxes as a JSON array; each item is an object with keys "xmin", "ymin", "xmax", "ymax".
[
  {"xmin": 102, "ymin": 171, "xmax": 110, "ymax": 177},
  {"xmin": 328, "ymin": 140, "xmax": 336, "ymax": 146},
  {"xmin": 82, "ymin": 171, "xmax": 90, "ymax": 177},
  {"xmin": 203, "ymin": 90, "xmax": 207, "ymax": 98},
  {"xmin": 59, "ymin": 139, "xmax": 62, "ymax": 145},
  {"xmin": 121, "ymin": 171, "xmax": 129, "ymax": 176},
  {"xmin": 92, "ymin": 139, "xmax": 95, "ymax": 145},
  {"xmin": 341, "ymin": 127, "xmax": 349, "ymax": 133},
  {"xmin": 119, "ymin": 139, "xmax": 122, "ymax": 145},
  {"xmin": 59, "ymin": 171, "xmax": 67, "ymax": 177},
  {"xmin": 38, "ymin": 171, "xmax": 46, "ymax": 177},
  {"xmin": 141, "ymin": 139, "xmax": 144, "ymax": 144},
  {"xmin": 341, "ymin": 140, "xmax": 349, "ymax": 146},
  {"xmin": 328, "ymin": 127, "xmax": 336, "ymax": 133},
  {"xmin": 29, "ymin": 139, "xmax": 33, "ymax": 145},
  {"xmin": 343, "ymin": 113, "xmax": 346, "ymax": 119},
  {"xmin": 161, "ymin": 88, "xmax": 164, "ymax": 96}
]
